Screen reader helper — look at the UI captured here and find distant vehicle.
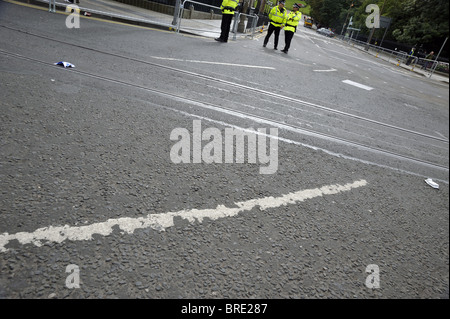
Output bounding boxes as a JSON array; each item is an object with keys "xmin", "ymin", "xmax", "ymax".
[
  {"xmin": 317, "ymin": 28, "xmax": 335, "ymax": 38},
  {"xmin": 304, "ymin": 16, "xmax": 313, "ymax": 28}
]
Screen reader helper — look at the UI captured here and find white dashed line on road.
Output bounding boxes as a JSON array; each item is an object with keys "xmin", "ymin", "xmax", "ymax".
[
  {"xmin": 313, "ymin": 68, "xmax": 337, "ymax": 72},
  {"xmin": 342, "ymin": 80, "xmax": 374, "ymax": 91}
]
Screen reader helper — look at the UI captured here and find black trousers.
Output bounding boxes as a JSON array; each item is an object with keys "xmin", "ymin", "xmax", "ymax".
[
  {"xmin": 283, "ymin": 30, "xmax": 294, "ymax": 51},
  {"xmin": 220, "ymin": 14, "xmax": 234, "ymax": 42},
  {"xmin": 264, "ymin": 23, "xmax": 281, "ymax": 49}
]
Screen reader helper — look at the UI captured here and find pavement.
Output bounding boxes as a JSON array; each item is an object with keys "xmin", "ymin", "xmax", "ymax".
[{"xmin": 12, "ymin": 0, "xmax": 260, "ymax": 38}]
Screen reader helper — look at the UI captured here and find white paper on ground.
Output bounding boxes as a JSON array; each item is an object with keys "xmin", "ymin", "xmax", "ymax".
[{"xmin": 425, "ymin": 178, "xmax": 439, "ymax": 189}]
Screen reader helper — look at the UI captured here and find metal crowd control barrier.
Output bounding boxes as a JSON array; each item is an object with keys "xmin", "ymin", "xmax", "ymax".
[
  {"xmin": 176, "ymin": 0, "xmax": 221, "ymax": 35},
  {"xmin": 342, "ymin": 37, "xmax": 449, "ymax": 77},
  {"xmin": 176, "ymin": 0, "xmax": 259, "ymax": 40},
  {"xmin": 345, "ymin": 38, "xmax": 418, "ymax": 67},
  {"xmin": 237, "ymin": 11, "xmax": 259, "ymax": 40},
  {"xmin": 417, "ymin": 58, "xmax": 439, "ymax": 72},
  {"xmin": 230, "ymin": 11, "xmax": 259, "ymax": 40}
]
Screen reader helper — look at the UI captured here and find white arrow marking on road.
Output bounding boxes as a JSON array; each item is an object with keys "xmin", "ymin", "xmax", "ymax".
[
  {"xmin": 342, "ymin": 80, "xmax": 374, "ymax": 91},
  {"xmin": 0, "ymin": 180, "xmax": 367, "ymax": 252}
]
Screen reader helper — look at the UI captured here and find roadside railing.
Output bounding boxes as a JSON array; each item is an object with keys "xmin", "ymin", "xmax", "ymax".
[
  {"xmin": 175, "ymin": 1, "xmax": 259, "ymax": 40},
  {"xmin": 44, "ymin": 0, "xmax": 175, "ymax": 29},
  {"xmin": 344, "ymin": 37, "xmax": 449, "ymax": 76},
  {"xmin": 234, "ymin": 10, "xmax": 259, "ymax": 40},
  {"xmin": 175, "ymin": 0, "xmax": 222, "ymax": 36}
]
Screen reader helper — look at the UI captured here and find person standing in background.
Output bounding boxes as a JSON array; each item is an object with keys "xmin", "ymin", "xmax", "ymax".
[
  {"xmin": 421, "ymin": 51, "xmax": 435, "ymax": 70},
  {"xmin": 263, "ymin": 1, "xmax": 287, "ymax": 50},
  {"xmin": 406, "ymin": 46, "xmax": 416, "ymax": 65},
  {"xmin": 281, "ymin": 3, "xmax": 302, "ymax": 54},
  {"xmin": 215, "ymin": 0, "xmax": 240, "ymax": 43}
]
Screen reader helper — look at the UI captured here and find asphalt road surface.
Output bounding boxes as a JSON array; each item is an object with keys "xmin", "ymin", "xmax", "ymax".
[{"xmin": 0, "ymin": 1, "xmax": 449, "ymax": 300}]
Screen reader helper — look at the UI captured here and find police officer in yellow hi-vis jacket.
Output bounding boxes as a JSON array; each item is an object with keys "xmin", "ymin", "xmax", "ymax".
[
  {"xmin": 215, "ymin": 0, "xmax": 240, "ymax": 43},
  {"xmin": 263, "ymin": 0, "xmax": 287, "ymax": 50},
  {"xmin": 281, "ymin": 3, "xmax": 302, "ymax": 53}
]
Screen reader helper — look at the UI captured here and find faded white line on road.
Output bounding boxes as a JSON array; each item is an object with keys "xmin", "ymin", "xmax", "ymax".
[
  {"xmin": 301, "ymin": 33, "xmax": 316, "ymax": 44},
  {"xmin": 0, "ymin": 180, "xmax": 367, "ymax": 252},
  {"xmin": 343, "ymin": 80, "xmax": 374, "ymax": 91},
  {"xmin": 154, "ymin": 104, "xmax": 449, "ymax": 183},
  {"xmin": 150, "ymin": 56, "xmax": 275, "ymax": 70},
  {"xmin": 321, "ymin": 47, "xmax": 378, "ymax": 65},
  {"xmin": 314, "ymin": 68, "xmax": 337, "ymax": 72},
  {"xmin": 435, "ymin": 131, "xmax": 449, "ymax": 141},
  {"xmin": 404, "ymin": 103, "xmax": 419, "ymax": 110}
]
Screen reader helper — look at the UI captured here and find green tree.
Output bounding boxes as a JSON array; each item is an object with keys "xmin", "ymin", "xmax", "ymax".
[
  {"xmin": 309, "ymin": 0, "xmax": 324, "ymax": 23},
  {"xmin": 320, "ymin": 0, "xmax": 344, "ymax": 28},
  {"xmin": 391, "ymin": 0, "xmax": 449, "ymax": 48},
  {"xmin": 309, "ymin": 0, "xmax": 449, "ymax": 55},
  {"xmin": 309, "ymin": 0, "xmax": 343, "ymax": 28}
]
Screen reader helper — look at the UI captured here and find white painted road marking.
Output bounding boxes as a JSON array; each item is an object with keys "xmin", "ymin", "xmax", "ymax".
[
  {"xmin": 314, "ymin": 68, "xmax": 337, "ymax": 72},
  {"xmin": 343, "ymin": 80, "xmax": 374, "ymax": 91},
  {"xmin": 404, "ymin": 103, "xmax": 419, "ymax": 110},
  {"xmin": 434, "ymin": 131, "xmax": 449, "ymax": 141},
  {"xmin": 0, "ymin": 180, "xmax": 368, "ymax": 252},
  {"xmin": 149, "ymin": 56, "xmax": 275, "ymax": 70}
]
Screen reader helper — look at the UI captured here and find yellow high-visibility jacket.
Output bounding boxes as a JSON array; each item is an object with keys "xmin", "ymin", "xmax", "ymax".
[
  {"xmin": 269, "ymin": 6, "xmax": 287, "ymax": 27},
  {"xmin": 221, "ymin": 0, "xmax": 239, "ymax": 15},
  {"xmin": 284, "ymin": 11, "xmax": 302, "ymax": 32}
]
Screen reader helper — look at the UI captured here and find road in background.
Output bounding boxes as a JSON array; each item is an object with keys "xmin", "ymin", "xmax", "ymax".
[{"xmin": 0, "ymin": 1, "xmax": 448, "ymax": 299}]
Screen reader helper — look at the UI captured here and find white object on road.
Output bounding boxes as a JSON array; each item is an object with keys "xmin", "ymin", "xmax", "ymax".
[
  {"xmin": 425, "ymin": 178, "xmax": 439, "ymax": 189},
  {"xmin": 54, "ymin": 61, "xmax": 75, "ymax": 68}
]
